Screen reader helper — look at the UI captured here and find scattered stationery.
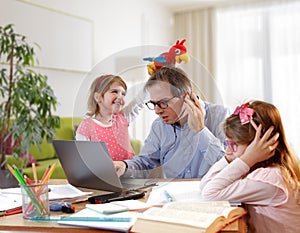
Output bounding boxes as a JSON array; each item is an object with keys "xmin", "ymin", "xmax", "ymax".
[
  {"xmin": 146, "ymin": 180, "xmax": 203, "ymax": 206},
  {"xmin": 32, "ymin": 162, "xmax": 38, "ymax": 184},
  {"xmin": 0, "ymin": 190, "xmax": 22, "ymax": 212},
  {"xmin": 57, "ymin": 208, "xmax": 140, "ymax": 232},
  {"xmin": 131, "ymin": 201, "xmax": 247, "ymax": 233},
  {"xmin": 0, "ymin": 184, "xmax": 93, "ymax": 215},
  {"xmin": 0, "ymin": 206, "xmax": 22, "ymax": 216},
  {"xmin": 163, "ymin": 190, "xmax": 174, "ymax": 202},
  {"xmin": 47, "ymin": 184, "xmax": 93, "ymax": 201},
  {"xmin": 86, "ymin": 199, "xmax": 151, "ymax": 214},
  {"xmin": 30, "ymin": 215, "xmax": 132, "ymax": 222}
]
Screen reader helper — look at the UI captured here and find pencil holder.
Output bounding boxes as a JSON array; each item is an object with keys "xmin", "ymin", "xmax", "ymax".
[{"xmin": 20, "ymin": 182, "xmax": 50, "ymax": 219}]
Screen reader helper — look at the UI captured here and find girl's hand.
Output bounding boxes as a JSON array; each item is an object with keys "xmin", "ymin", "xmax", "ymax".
[
  {"xmin": 224, "ymin": 147, "xmax": 237, "ymax": 163},
  {"xmin": 241, "ymin": 125, "xmax": 279, "ymax": 167},
  {"xmin": 184, "ymin": 92, "xmax": 205, "ymax": 133}
]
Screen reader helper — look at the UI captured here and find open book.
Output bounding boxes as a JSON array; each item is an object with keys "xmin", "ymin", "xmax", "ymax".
[{"xmin": 131, "ymin": 201, "xmax": 247, "ymax": 233}]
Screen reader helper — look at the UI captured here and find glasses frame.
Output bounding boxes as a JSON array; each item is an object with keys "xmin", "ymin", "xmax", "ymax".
[
  {"xmin": 145, "ymin": 96, "xmax": 178, "ymax": 110},
  {"xmin": 225, "ymin": 139, "xmax": 237, "ymax": 153}
]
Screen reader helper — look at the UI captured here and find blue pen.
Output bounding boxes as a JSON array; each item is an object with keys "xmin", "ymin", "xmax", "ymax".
[
  {"xmin": 30, "ymin": 216, "xmax": 132, "ymax": 222},
  {"xmin": 163, "ymin": 190, "xmax": 174, "ymax": 202}
]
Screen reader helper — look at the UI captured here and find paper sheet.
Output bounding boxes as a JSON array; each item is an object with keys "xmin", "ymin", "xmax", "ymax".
[
  {"xmin": 0, "ymin": 184, "xmax": 92, "ymax": 212},
  {"xmin": 0, "ymin": 191, "xmax": 22, "ymax": 212},
  {"xmin": 57, "ymin": 208, "xmax": 140, "ymax": 232},
  {"xmin": 146, "ymin": 181, "xmax": 204, "ymax": 206},
  {"xmin": 86, "ymin": 200, "xmax": 151, "ymax": 214}
]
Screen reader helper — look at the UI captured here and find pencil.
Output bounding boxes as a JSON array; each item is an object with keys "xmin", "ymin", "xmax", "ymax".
[
  {"xmin": 7, "ymin": 164, "xmax": 19, "ymax": 181},
  {"xmin": 24, "ymin": 175, "xmax": 33, "ymax": 185},
  {"xmin": 41, "ymin": 165, "xmax": 51, "ymax": 181},
  {"xmin": 12, "ymin": 165, "xmax": 26, "ymax": 185},
  {"xmin": 41, "ymin": 162, "xmax": 57, "ymax": 184},
  {"xmin": 11, "ymin": 165, "xmax": 45, "ymax": 215},
  {"xmin": 32, "ymin": 162, "xmax": 38, "ymax": 184}
]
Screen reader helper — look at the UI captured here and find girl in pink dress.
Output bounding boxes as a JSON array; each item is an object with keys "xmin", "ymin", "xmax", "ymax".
[
  {"xmin": 76, "ymin": 75, "xmax": 144, "ymax": 160},
  {"xmin": 200, "ymin": 100, "xmax": 300, "ymax": 233}
]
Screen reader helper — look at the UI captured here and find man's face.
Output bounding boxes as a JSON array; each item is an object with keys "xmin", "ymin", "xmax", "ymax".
[{"xmin": 148, "ymin": 82, "xmax": 185, "ymax": 124}]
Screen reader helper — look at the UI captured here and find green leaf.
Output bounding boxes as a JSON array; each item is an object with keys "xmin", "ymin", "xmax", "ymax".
[{"xmin": 0, "ymin": 24, "xmax": 60, "ymax": 169}]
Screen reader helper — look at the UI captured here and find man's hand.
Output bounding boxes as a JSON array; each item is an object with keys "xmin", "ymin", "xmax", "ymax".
[
  {"xmin": 241, "ymin": 125, "xmax": 279, "ymax": 167},
  {"xmin": 184, "ymin": 92, "xmax": 205, "ymax": 133},
  {"xmin": 113, "ymin": 161, "xmax": 127, "ymax": 177}
]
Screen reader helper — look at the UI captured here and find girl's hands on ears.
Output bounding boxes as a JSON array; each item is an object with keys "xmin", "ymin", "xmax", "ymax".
[{"xmin": 241, "ymin": 124, "xmax": 279, "ymax": 167}]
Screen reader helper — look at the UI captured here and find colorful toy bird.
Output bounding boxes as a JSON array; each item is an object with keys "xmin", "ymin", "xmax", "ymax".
[{"xmin": 143, "ymin": 39, "xmax": 190, "ymax": 75}]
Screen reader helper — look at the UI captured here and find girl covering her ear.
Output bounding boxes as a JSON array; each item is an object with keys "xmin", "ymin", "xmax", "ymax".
[
  {"xmin": 76, "ymin": 75, "xmax": 144, "ymax": 160},
  {"xmin": 199, "ymin": 100, "xmax": 300, "ymax": 233}
]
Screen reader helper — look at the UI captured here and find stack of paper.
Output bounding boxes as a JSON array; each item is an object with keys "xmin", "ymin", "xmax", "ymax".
[
  {"xmin": 57, "ymin": 200, "xmax": 149, "ymax": 232},
  {"xmin": 0, "ymin": 184, "xmax": 93, "ymax": 213},
  {"xmin": 86, "ymin": 199, "xmax": 151, "ymax": 214}
]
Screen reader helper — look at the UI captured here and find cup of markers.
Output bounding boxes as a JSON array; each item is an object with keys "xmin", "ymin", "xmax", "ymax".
[{"xmin": 7, "ymin": 163, "xmax": 56, "ymax": 219}]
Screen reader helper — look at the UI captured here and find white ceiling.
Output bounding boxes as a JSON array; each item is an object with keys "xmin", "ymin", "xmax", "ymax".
[
  {"xmin": 153, "ymin": 0, "xmax": 252, "ymax": 12},
  {"xmin": 155, "ymin": 0, "xmax": 243, "ymax": 12}
]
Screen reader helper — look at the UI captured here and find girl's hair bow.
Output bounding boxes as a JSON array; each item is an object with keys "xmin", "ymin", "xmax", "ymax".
[{"xmin": 233, "ymin": 102, "xmax": 255, "ymax": 125}]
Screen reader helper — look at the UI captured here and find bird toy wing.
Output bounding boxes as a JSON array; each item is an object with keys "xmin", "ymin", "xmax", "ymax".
[{"xmin": 143, "ymin": 39, "xmax": 190, "ymax": 75}]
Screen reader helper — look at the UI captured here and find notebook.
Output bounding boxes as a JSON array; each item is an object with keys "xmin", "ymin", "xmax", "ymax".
[{"xmin": 52, "ymin": 140, "xmax": 156, "ymax": 192}]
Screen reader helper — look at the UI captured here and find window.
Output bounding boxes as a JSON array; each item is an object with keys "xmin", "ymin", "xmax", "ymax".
[{"xmin": 216, "ymin": 1, "xmax": 300, "ymax": 158}]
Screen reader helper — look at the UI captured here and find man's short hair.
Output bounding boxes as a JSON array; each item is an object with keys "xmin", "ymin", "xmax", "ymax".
[{"xmin": 144, "ymin": 66, "xmax": 192, "ymax": 97}]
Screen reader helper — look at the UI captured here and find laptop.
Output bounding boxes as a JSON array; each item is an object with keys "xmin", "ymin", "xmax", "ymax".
[{"xmin": 52, "ymin": 140, "xmax": 156, "ymax": 192}]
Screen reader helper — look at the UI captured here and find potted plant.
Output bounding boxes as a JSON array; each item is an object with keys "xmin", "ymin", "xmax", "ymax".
[{"xmin": 0, "ymin": 24, "xmax": 60, "ymax": 188}]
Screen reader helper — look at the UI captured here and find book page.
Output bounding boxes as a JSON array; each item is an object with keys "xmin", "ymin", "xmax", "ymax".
[
  {"xmin": 165, "ymin": 201, "xmax": 244, "ymax": 219},
  {"xmin": 138, "ymin": 201, "xmax": 245, "ymax": 230},
  {"xmin": 166, "ymin": 201, "xmax": 230, "ymax": 214},
  {"xmin": 141, "ymin": 206, "xmax": 223, "ymax": 229}
]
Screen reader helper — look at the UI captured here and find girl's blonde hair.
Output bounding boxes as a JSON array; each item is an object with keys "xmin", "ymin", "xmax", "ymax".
[
  {"xmin": 223, "ymin": 100, "xmax": 300, "ymax": 201},
  {"xmin": 87, "ymin": 75, "xmax": 127, "ymax": 116}
]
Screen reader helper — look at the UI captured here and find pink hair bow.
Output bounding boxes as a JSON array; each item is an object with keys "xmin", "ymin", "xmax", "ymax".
[{"xmin": 233, "ymin": 102, "xmax": 255, "ymax": 125}]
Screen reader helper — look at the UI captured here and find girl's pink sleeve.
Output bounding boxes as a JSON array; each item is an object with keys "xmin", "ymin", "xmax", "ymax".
[{"xmin": 200, "ymin": 157, "xmax": 285, "ymax": 205}]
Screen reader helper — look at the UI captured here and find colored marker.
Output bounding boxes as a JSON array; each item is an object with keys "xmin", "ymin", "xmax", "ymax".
[
  {"xmin": 30, "ymin": 216, "xmax": 132, "ymax": 222},
  {"xmin": 163, "ymin": 190, "xmax": 174, "ymax": 202}
]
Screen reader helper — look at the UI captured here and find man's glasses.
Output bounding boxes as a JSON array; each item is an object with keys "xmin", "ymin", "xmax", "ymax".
[
  {"xmin": 145, "ymin": 96, "xmax": 177, "ymax": 110},
  {"xmin": 225, "ymin": 139, "xmax": 237, "ymax": 152}
]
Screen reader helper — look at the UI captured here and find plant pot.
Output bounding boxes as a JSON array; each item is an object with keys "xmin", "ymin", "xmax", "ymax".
[{"xmin": 0, "ymin": 169, "xmax": 19, "ymax": 188}]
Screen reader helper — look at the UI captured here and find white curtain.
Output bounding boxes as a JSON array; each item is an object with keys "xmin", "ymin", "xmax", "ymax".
[
  {"xmin": 215, "ymin": 0, "xmax": 300, "ymax": 158},
  {"xmin": 174, "ymin": 9, "xmax": 225, "ymax": 104},
  {"xmin": 174, "ymin": 0, "xmax": 300, "ymax": 158}
]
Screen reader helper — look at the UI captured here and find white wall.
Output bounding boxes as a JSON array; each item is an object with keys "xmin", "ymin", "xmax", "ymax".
[
  {"xmin": 0, "ymin": 0, "xmax": 174, "ymax": 115},
  {"xmin": 0, "ymin": 0, "xmax": 175, "ymax": 140}
]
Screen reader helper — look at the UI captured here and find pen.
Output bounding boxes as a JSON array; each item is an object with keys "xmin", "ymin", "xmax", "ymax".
[
  {"xmin": 30, "ymin": 216, "xmax": 132, "ymax": 222},
  {"xmin": 163, "ymin": 190, "xmax": 174, "ymax": 202},
  {"xmin": 3, "ymin": 207, "xmax": 23, "ymax": 216}
]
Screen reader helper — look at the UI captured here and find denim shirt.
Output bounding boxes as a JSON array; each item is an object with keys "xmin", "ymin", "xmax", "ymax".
[{"xmin": 124, "ymin": 102, "xmax": 230, "ymax": 179}]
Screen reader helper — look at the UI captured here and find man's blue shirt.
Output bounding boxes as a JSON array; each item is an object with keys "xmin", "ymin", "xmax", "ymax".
[{"xmin": 124, "ymin": 102, "xmax": 230, "ymax": 178}]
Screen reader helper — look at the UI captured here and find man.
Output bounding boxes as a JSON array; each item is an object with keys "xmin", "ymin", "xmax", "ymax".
[{"xmin": 114, "ymin": 66, "xmax": 230, "ymax": 178}]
